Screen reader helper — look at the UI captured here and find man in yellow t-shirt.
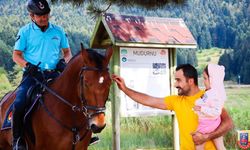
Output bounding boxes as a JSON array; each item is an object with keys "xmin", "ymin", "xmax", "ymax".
[{"xmin": 112, "ymin": 64, "xmax": 233, "ymax": 149}]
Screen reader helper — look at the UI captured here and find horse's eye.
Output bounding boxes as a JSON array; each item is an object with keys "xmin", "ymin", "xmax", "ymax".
[{"xmin": 83, "ymin": 78, "xmax": 90, "ymax": 87}]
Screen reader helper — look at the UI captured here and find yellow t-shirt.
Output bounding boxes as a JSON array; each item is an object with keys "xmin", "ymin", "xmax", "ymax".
[{"xmin": 164, "ymin": 90, "xmax": 216, "ymax": 150}]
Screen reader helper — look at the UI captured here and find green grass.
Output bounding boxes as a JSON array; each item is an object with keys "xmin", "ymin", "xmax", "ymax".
[
  {"xmin": 196, "ymin": 47, "xmax": 223, "ymax": 66},
  {"xmin": 88, "ymin": 102, "xmax": 173, "ymax": 150},
  {"xmin": 224, "ymin": 87, "xmax": 250, "ymax": 149},
  {"xmin": 226, "ymin": 87, "xmax": 250, "ymax": 110}
]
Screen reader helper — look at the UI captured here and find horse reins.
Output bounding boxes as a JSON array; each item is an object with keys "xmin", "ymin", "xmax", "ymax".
[{"xmin": 32, "ymin": 66, "xmax": 109, "ymax": 150}]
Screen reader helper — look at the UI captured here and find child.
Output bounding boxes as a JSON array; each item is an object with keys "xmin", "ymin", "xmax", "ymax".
[{"xmin": 193, "ymin": 64, "xmax": 226, "ymax": 150}]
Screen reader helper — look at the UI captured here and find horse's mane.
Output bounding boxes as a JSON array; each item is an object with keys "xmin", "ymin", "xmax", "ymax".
[{"xmin": 69, "ymin": 49, "xmax": 105, "ymax": 69}]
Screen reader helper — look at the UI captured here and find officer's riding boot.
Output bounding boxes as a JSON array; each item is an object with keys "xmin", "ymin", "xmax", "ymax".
[{"xmin": 12, "ymin": 109, "xmax": 26, "ymax": 150}]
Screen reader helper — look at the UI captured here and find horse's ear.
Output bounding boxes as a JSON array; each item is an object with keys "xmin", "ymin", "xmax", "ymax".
[
  {"xmin": 80, "ymin": 43, "xmax": 84, "ymax": 50},
  {"xmin": 80, "ymin": 43, "xmax": 89, "ymax": 64},
  {"xmin": 104, "ymin": 46, "xmax": 113, "ymax": 67}
]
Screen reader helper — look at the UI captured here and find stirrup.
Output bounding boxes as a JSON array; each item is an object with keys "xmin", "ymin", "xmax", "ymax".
[{"xmin": 88, "ymin": 136, "xmax": 100, "ymax": 146}]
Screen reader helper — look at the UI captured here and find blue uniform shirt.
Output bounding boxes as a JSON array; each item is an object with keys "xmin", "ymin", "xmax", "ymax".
[{"xmin": 14, "ymin": 22, "xmax": 69, "ymax": 70}]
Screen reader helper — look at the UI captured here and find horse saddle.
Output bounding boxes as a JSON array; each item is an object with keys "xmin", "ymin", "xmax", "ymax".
[
  {"xmin": 1, "ymin": 101, "xmax": 13, "ymax": 130},
  {"xmin": 1, "ymin": 83, "xmax": 44, "ymax": 131}
]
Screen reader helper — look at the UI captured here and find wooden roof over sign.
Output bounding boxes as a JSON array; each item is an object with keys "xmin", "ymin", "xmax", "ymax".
[{"xmin": 90, "ymin": 13, "xmax": 197, "ymax": 48}]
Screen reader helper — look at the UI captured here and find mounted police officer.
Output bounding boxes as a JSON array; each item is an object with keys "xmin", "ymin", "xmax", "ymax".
[{"xmin": 12, "ymin": 0, "xmax": 72, "ymax": 149}]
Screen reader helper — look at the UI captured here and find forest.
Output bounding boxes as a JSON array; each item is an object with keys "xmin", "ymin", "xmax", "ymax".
[{"xmin": 0, "ymin": 0, "xmax": 249, "ymax": 90}]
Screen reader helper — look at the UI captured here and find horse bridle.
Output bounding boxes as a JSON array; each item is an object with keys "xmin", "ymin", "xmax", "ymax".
[
  {"xmin": 35, "ymin": 66, "xmax": 109, "ymax": 119},
  {"xmin": 79, "ymin": 66, "xmax": 109, "ymax": 123}
]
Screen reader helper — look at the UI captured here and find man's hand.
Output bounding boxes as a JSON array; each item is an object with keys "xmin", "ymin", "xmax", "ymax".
[
  {"xmin": 191, "ymin": 108, "xmax": 234, "ymax": 146},
  {"xmin": 25, "ymin": 62, "xmax": 38, "ymax": 76},
  {"xmin": 112, "ymin": 74, "xmax": 127, "ymax": 91},
  {"xmin": 191, "ymin": 131, "xmax": 209, "ymax": 145},
  {"xmin": 56, "ymin": 59, "xmax": 66, "ymax": 73},
  {"xmin": 193, "ymin": 105, "xmax": 201, "ymax": 111}
]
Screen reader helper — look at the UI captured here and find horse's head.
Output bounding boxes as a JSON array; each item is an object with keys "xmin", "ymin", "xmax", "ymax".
[{"xmin": 78, "ymin": 44, "xmax": 113, "ymax": 133}]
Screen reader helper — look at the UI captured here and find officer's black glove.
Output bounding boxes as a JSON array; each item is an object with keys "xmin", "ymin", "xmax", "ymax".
[
  {"xmin": 25, "ymin": 62, "xmax": 38, "ymax": 76},
  {"xmin": 56, "ymin": 59, "xmax": 67, "ymax": 73}
]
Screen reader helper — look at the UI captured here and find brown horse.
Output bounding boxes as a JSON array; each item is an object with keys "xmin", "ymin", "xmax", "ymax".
[{"xmin": 0, "ymin": 44, "xmax": 113, "ymax": 150}]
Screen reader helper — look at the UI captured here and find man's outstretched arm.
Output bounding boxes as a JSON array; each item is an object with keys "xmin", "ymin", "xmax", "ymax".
[
  {"xmin": 112, "ymin": 74, "xmax": 166, "ymax": 110},
  {"xmin": 192, "ymin": 108, "xmax": 234, "ymax": 145}
]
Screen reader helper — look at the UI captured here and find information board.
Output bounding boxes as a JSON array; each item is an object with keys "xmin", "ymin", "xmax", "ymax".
[{"xmin": 120, "ymin": 47, "xmax": 173, "ymax": 117}]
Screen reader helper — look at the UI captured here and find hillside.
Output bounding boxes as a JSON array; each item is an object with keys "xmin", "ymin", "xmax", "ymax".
[{"xmin": 196, "ymin": 48, "xmax": 223, "ymax": 75}]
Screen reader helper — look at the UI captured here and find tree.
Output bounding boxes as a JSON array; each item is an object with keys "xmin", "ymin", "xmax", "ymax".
[
  {"xmin": 51, "ymin": 0, "xmax": 185, "ymax": 16},
  {"xmin": 177, "ymin": 49, "xmax": 197, "ymax": 67},
  {"xmin": 0, "ymin": 40, "xmax": 15, "ymax": 71},
  {"xmin": 218, "ymin": 51, "xmax": 232, "ymax": 80},
  {"xmin": 241, "ymin": 61, "xmax": 250, "ymax": 84},
  {"xmin": 0, "ymin": 67, "xmax": 12, "ymax": 99},
  {"xmin": 51, "ymin": 0, "xmax": 185, "ymax": 7}
]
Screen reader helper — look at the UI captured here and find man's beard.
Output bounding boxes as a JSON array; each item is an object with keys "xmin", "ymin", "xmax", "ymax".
[{"xmin": 177, "ymin": 87, "xmax": 189, "ymax": 96}]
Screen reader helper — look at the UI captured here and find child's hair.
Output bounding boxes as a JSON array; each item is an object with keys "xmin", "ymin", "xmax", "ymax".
[{"xmin": 204, "ymin": 65, "xmax": 209, "ymax": 77}]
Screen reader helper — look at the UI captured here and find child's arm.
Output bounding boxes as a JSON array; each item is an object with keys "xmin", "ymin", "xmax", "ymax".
[{"xmin": 199, "ymin": 98, "xmax": 224, "ymax": 117}]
